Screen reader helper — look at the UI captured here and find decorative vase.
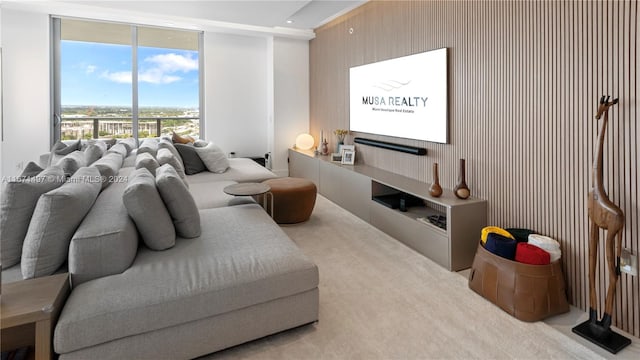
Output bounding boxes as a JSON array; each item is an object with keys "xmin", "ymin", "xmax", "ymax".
[
  {"xmin": 454, "ymin": 158, "xmax": 471, "ymax": 199},
  {"xmin": 336, "ymin": 140, "xmax": 344, "ymax": 153},
  {"xmin": 321, "ymin": 140, "xmax": 329, "ymax": 155},
  {"xmin": 429, "ymin": 163, "xmax": 443, "ymax": 198}
]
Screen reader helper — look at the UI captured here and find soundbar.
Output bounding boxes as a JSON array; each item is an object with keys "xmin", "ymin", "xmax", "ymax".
[{"xmin": 354, "ymin": 137, "xmax": 427, "ymax": 155}]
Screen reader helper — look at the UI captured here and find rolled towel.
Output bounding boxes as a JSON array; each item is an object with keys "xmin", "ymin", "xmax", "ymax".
[
  {"xmin": 506, "ymin": 228, "xmax": 537, "ymax": 243},
  {"xmin": 481, "ymin": 226, "xmax": 515, "ymax": 245},
  {"xmin": 515, "ymin": 242, "xmax": 551, "ymax": 265},
  {"xmin": 484, "ymin": 232, "xmax": 517, "ymax": 260},
  {"xmin": 528, "ymin": 234, "xmax": 562, "ymax": 262}
]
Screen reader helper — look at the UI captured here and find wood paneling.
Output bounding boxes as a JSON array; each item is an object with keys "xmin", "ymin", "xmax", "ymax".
[{"xmin": 310, "ymin": 0, "xmax": 639, "ymax": 336}]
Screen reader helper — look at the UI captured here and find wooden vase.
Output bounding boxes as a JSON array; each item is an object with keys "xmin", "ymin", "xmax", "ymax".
[
  {"xmin": 454, "ymin": 158, "xmax": 471, "ymax": 199},
  {"xmin": 429, "ymin": 163, "xmax": 443, "ymax": 198}
]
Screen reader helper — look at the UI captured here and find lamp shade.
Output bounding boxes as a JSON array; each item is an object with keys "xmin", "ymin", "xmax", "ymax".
[{"xmin": 295, "ymin": 133, "xmax": 315, "ymax": 150}]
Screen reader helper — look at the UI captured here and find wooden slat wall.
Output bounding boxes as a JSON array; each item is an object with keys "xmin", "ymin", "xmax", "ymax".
[{"xmin": 310, "ymin": 0, "xmax": 639, "ymax": 337}]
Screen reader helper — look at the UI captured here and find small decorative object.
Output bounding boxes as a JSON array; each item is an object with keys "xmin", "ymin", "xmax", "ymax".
[
  {"xmin": 341, "ymin": 150, "xmax": 355, "ymax": 165},
  {"xmin": 331, "ymin": 153, "xmax": 342, "ymax": 162},
  {"xmin": 334, "ymin": 129, "xmax": 349, "ymax": 152},
  {"xmin": 294, "ymin": 133, "xmax": 315, "ymax": 150},
  {"xmin": 339, "ymin": 144, "xmax": 355, "ymax": 156},
  {"xmin": 429, "ymin": 162, "xmax": 443, "ymax": 198},
  {"xmin": 453, "ymin": 158, "xmax": 470, "ymax": 199},
  {"xmin": 320, "ymin": 139, "xmax": 329, "ymax": 155}
]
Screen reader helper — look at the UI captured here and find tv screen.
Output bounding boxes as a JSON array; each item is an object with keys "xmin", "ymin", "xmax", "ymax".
[{"xmin": 349, "ymin": 48, "xmax": 448, "ymax": 144}]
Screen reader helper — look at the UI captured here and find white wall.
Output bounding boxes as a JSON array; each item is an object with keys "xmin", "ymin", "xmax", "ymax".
[
  {"xmin": 1, "ymin": 9, "xmax": 51, "ymax": 178},
  {"xmin": 204, "ymin": 33, "xmax": 268, "ymax": 158},
  {"xmin": 272, "ymin": 37, "xmax": 309, "ymax": 176}
]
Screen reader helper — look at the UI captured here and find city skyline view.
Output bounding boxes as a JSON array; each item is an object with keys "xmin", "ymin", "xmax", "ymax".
[{"xmin": 61, "ymin": 40, "xmax": 199, "ymax": 108}]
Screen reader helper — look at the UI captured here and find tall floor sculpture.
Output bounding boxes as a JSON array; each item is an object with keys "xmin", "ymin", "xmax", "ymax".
[{"xmin": 572, "ymin": 96, "xmax": 631, "ymax": 353}]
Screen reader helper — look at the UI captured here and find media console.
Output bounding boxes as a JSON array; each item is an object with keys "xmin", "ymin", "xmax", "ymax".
[{"xmin": 289, "ymin": 148, "xmax": 487, "ymax": 271}]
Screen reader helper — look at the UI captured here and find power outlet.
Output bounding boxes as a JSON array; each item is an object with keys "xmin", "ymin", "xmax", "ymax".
[{"xmin": 620, "ymin": 248, "xmax": 638, "ymax": 276}]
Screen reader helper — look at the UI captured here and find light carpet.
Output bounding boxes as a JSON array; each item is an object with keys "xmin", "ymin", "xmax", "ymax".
[{"xmin": 206, "ymin": 195, "xmax": 613, "ymax": 359}]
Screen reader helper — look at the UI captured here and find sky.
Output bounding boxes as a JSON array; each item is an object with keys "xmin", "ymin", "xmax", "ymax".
[{"xmin": 61, "ymin": 41, "xmax": 199, "ymax": 108}]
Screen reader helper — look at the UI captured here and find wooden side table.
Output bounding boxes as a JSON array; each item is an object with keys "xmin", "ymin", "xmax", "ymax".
[{"xmin": 1, "ymin": 273, "xmax": 70, "ymax": 360}]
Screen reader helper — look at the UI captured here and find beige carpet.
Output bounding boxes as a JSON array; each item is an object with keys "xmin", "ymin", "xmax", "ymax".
[{"xmin": 206, "ymin": 195, "xmax": 629, "ymax": 359}]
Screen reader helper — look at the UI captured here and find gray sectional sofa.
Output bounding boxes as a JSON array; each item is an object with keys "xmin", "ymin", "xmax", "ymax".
[{"xmin": 0, "ymin": 138, "xmax": 319, "ymax": 359}]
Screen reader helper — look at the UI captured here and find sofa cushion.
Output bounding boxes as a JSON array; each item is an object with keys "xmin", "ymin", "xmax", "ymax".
[
  {"xmin": 50, "ymin": 139, "xmax": 82, "ymax": 165},
  {"xmin": 155, "ymin": 164, "xmax": 200, "ymax": 238},
  {"xmin": 174, "ymin": 143, "xmax": 206, "ymax": 175},
  {"xmin": 137, "ymin": 139, "xmax": 159, "ymax": 158},
  {"xmin": 194, "ymin": 142, "xmax": 229, "ymax": 173},
  {"xmin": 185, "ymin": 158, "xmax": 277, "ymax": 184},
  {"xmin": 69, "ymin": 167, "xmax": 138, "ymax": 286},
  {"xmin": 83, "ymin": 143, "xmax": 106, "ymax": 166},
  {"xmin": 54, "ymin": 204, "xmax": 318, "ymax": 354},
  {"xmin": 172, "ymin": 132, "xmax": 194, "ymax": 144},
  {"xmin": 0, "ymin": 166, "xmax": 66, "ymax": 268},
  {"xmin": 106, "ymin": 143, "xmax": 129, "ymax": 158},
  {"xmin": 158, "ymin": 139, "xmax": 184, "ymax": 167},
  {"xmin": 117, "ymin": 137, "xmax": 138, "ymax": 153},
  {"xmin": 156, "ymin": 148, "xmax": 186, "ymax": 178},
  {"xmin": 56, "ymin": 150, "xmax": 87, "ymax": 177},
  {"xmin": 135, "ymin": 152, "xmax": 160, "ymax": 176},
  {"xmin": 20, "ymin": 161, "xmax": 44, "ymax": 177},
  {"xmin": 21, "ymin": 167, "xmax": 102, "ymax": 279},
  {"xmin": 90, "ymin": 152, "xmax": 124, "ymax": 190},
  {"xmin": 123, "ymin": 168, "xmax": 175, "ymax": 251},
  {"xmin": 187, "ymin": 180, "xmax": 255, "ymax": 209}
]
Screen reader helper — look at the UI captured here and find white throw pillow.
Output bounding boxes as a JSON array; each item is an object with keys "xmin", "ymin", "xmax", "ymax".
[{"xmin": 194, "ymin": 142, "xmax": 229, "ymax": 173}]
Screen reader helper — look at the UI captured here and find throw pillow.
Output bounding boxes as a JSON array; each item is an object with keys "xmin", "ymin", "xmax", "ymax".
[
  {"xmin": 135, "ymin": 152, "xmax": 160, "ymax": 176},
  {"xmin": 174, "ymin": 143, "xmax": 206, "ymax": 175},
  {"xmin": 49, "ymin": 139, "xmax": 82, "ymax": 165},
  {"xmin": 20, "ymin": 161, "xmax": 44, "ymax": 178},
  {"xmin": 155, "ymin": 164, "xmax": 201, "ymax": 238},
  {"xmin": 158, "ymin": 139, "xmax": 184, "ymax": 168},
  {"xmin": 156, "ymin": 148, "xmax": 186, "ymax": 178},
  {"xmin": 194, "ymin": 142, "xmax": 229, "ymax": 173},
  {"xmin": 91, "ymin": 152, "xmax": 124, "ymax": 190},
  {"xmin": 193, "ymin": 139, "xmax": 208, "ymax": 147},
  {"xmin": 21, "ymin": 166, "xmax": 102, "ymax": 279},
  {"xmin": 84, "ymin": 143, "xmax": 106, "ymax": 166},
  {"xmin": 0, "ymin": 166, "xmax": 66, "ymax": 268},
  {"xmin": 122, "ymin": 168, "xmax": 175, "ymax": 250},
  {"xmin": 106, "ymin": 143, "xmax": 129, "ymax": 158},
  {"xmin": 137, "ymin": 139, "xmax": 159, "ymax": 158},
  {"xmin": 117, "ymin": 137, "xmax": 137, "ymax": 153},
  {"xmin": 57, "ymin": 150, "xmax": 87, "ymax": 177},
  {"xmin": 172, "ymin": 132, "xmax": 195, "ymax": 144}
]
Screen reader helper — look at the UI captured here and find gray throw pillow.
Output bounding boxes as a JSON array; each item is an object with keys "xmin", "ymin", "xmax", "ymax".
[
  {"xmin": 194, "ymin": 142, "xmax": 229, "ymax": 173},
  {"xmin": 158, "ymin": 139, "xmax": 184, "ymax": 168},
  {"xmin": 91, "ymin": 152, "xmax": 124, "ymax": 190},
  {"xmin": 135, "ymin": 152, "xmax": 160, "ymax": 176},
  {"xmin": 56, "ymin": 150, "xmax": 87, "ymax": 177},
  {"xmin": 174, "ymin": 143, "xmax": 207, "ymax": 175},
  {"xmin": 155, "ymin": 164, "xmax": 201, "ymax": 238},
  {"xmin": 106, "ymin": 143, "xmax": 129, "ymax": 158},
  {"xmin": 118, "ymin": 137, "xmax": 137, "ymax": 153},
  {"xmin": 123, "ymin": 168, "xmax": 175, "ymax": 250},
  {"xmin": 20, "ymin": 161, "xmax": 44, "ymax": 177},
  {"xmin": 0, "ymin": 166, "xmax": 66, "ymax": 268},
  {"xmin": 21, "ymin": 166, "xmax": 102, "ymax": 279},
  {"xmin": 84, "ymin": 143, "xmax": 106, "ymax": 166},
  {"xmin": 137, "ymin": 139, "xmax": 159, "ymax": 158},
  {"xmin": 49, "ymin": 139, "xmax": 82, "ymax": 165},
  {"xmin": 156, "ymin": 148, "xmax": 186, "ymax": 178}
]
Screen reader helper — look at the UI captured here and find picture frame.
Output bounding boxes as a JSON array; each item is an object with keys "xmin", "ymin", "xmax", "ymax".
[
  {"xmin": 339, "ymin": 144, "xmax": 355, "ymax": 155},
  {"xmin": 331, "ymin": 152, "xmax": 342, "ymax": 162},
  {"xmin": 341, "ymin": 150, "xmax": 355, "ymax": 165}
]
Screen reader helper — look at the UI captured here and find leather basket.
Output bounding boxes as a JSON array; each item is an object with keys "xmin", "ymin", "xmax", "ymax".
[{"xmin": 468, "ymin": 243, "xmax": 570, "ymax": 322}]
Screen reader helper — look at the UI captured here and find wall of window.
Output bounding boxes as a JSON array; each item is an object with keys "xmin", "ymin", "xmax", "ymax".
[{"xmin": 53, "ymin": 18, "xmax": 203, "ymax": 142}]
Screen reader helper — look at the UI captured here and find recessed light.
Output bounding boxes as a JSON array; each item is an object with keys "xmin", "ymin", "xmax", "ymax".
[{"xmin": 286, "ymin": 19, "xmax": 294, "ymax": 24}]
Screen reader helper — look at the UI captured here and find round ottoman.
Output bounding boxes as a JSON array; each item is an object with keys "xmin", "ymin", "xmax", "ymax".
[{"xmin": 263, "ymin": 177, "xmax": 317, "ymax": 224}]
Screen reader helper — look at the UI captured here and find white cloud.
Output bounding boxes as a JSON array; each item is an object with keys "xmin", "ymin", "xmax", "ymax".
[
  {"xmin": 101, "ymin": 70, "xmax": 132, "ymax": 84},
  {"xmin": 100, "ymin": 53, "xmax": 196, "ymax": 85},
  {"xmin": 85, "ymin": 65, "xmax": 97, "ymax": 74},
  {"xmin": 144, "ymin": 53, "xmax": 198, "ymax": 73}
]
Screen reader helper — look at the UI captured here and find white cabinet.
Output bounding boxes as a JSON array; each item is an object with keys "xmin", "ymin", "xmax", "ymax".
[{"xmin": 288, "ymin": 148, "xmax": 487, "ymax": 270}]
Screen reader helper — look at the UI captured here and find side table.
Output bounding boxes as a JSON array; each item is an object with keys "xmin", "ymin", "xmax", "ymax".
[
  {"xmin": 223, "ymin": 183, "xmax": 273, "ymax": 217},
  {"xmin": 1, "ymin": 273, "xmax": 70, "ymax": 360}
]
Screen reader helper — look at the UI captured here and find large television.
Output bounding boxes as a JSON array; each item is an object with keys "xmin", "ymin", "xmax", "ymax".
[{"xmin": 349, "ymin": 48, "xmax": 448, "ymax": 144}]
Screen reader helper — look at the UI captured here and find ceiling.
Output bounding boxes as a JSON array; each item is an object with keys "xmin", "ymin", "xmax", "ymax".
[{"xmin": 62, "ymin": 0, "xmax": 366, "ymax": 30}]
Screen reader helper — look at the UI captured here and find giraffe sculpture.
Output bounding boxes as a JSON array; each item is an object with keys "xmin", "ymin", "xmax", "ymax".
[{"xmin": 573, "ymin": 95, "xmax": 630, "ymax": 353}]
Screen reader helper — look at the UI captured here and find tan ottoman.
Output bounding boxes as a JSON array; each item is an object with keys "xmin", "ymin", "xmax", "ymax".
[{"xmin": 263, "ymin": 177, "xmax": 317, "ymax": 224}]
